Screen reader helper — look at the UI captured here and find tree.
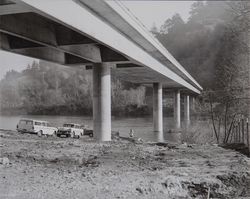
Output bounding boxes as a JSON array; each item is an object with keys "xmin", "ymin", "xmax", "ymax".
[
  {"xmin": 160, "ymin": 13, "xmax": 185, "ymax": 34},
  {"xmin": 208, "ymin": 1, "xmax": 250, "ymax": 143},
  {"xmin": 150, "ymin": 22, "xmax": 158, "ymax": 35},
  {"xmin": 189, "ymin": 1, "xmax": 205, "ymax": 20}
]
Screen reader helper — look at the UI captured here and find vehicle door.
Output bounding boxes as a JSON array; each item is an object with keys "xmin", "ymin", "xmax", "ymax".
[
  {"xmin": 43, "ymin": 122, "xmax": 53, "ymax": 135},
  {"xmin": 34, "ymin": 121, "xmax": 43, "ymax": 133},
  {"xmin": 47, "ymin": 123, "xmax": 56, "ymax": 135}
]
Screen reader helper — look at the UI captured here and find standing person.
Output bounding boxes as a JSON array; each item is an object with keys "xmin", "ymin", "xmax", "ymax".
[{"xmin": 129, "ymin": 129, "xmax": 134, "ymax": 138}]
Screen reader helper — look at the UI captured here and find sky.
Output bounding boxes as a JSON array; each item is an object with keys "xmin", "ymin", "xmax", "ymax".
[
  {"xmin": 117, "ymin": 1, "xmax": 194, "ymax": 29},
  {"xmin": 0, "ymin": 1, "xmax": 194, "ymax": 80}
]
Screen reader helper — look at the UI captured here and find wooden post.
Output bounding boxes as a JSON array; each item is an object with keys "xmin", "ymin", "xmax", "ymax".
[
  {"xmin": 231, "ymin": 127, "xmax": 234, "ymax": 143},
  {"xmin": 235, "ymin": 124, "xmax": 237, "ymax": 143},
  {"xmin": 246, "ymin": 118, "xmax": 249, "ymax": 156},
  {"xmin": 232, "ymin": 127, "xmax": 234, "ymax": 143},
  {"xmin": 234, "ymin": 128, "xmax": 236, "ymax": 143},
  {"xmin": 229, "ymin": 127, "xmax": 233, "ymax": 143},
  {"xmin": 238, "ymin": 121, "xmax": 241, "ymax": 143},
  {"xmin": 242, "ymin": 117, "xmax": 245, "ymax": 144},
  {"xmin": 236, "ymin": 124, "xmax": 238, "ymax": 143}
]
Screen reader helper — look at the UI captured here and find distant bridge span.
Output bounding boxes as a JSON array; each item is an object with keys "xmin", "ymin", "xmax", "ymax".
[{"xmin": 0, "ymin": 0, "xmax": 203, "ymax": 141}]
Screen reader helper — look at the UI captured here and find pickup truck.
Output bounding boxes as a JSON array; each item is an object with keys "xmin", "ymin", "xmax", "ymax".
[{"xmin": 57, "ymin": 123, "xmax": 83, "ymax": 138}]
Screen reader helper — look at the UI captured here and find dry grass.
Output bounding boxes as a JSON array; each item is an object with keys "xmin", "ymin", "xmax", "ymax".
[{"xmin": 181, "ymin": 120, "xmax": 217, "ymax": 144}]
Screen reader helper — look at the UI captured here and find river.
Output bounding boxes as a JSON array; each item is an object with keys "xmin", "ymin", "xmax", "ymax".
[{"xmin": 0, "ymin": 115, "xmax": 181, "ymax": 142}]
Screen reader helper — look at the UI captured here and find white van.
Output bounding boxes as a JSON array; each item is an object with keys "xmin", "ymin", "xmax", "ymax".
[{"xmin": 17, "ymin": 119, "xmax": 58, "ymax": 136}]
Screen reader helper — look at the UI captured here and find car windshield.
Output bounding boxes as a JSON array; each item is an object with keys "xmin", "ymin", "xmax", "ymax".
[
  {"xmin": 42, "ymin": 122, "xmax": 48, "ymax": 127},
  {"xmin": 34, "ymin": 122, "xmax": 42, "ymax": 126},
  {"xmin": 63, "ymin": 124, "xmax": 74, "ymax": 128}
]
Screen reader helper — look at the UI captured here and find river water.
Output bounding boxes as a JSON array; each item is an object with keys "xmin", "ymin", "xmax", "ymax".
[{"xmin": 0, "ymin": 115, "xmax": 181, "ymax": 142}]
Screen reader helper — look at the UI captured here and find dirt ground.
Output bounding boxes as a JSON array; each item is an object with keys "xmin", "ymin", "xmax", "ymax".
[{"xmin": 0, "ymin": 129, "xmax": 250, "ymax": 199}]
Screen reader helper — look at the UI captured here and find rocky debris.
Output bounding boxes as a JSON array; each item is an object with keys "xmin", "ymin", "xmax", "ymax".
[
  {"xmin": 216, "ymin": 173, "xmax": 250, "ymax": 197},
  {"xmin": 119, "ymin": 136, "xmax": 144, "ymax": 144},
  {"xmin": 149, "ymin": 142, "xmax": 177, "ymax": 149},
  {"xmin": 0, "ymin": 129, "xmax": 250, "ymax": 198},
  {"xmin": 83, "ymin": 155, "xmax": 99, "ymax": 168},
  {"xmin": 184, "ymin": 181, "xmax": 211, "ymax": 198},
  {"xmin": 161, "ymin": 176, "xmax": 189, "ymax": 198},
  {"xmin": 111, "ymin": 131, "xmax": 120, "ymax": 140},
  {"xmin": 179, "ymin": 142, "xmax": 194, "ymax": 148},
  {"xmin": 0, "ymin": 157, "xmax": 10, "ymax": 165},
  {"xmin": 135, "ymin": 187, "xmax": 143, "ymax": 194}
]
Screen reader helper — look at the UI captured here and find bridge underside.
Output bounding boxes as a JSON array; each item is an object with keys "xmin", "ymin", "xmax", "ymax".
[
  {"xmin": 0, "ymin": 14, "xmax": 181, "ymax": 89},
  {"xmin": 0, "ymin": 0, "xmax": 202, "ymax": 141}
]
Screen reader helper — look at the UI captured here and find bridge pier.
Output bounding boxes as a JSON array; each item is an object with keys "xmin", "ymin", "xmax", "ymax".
[
  {"xmin": 153, "ymin": 83, "xmax": 163, "ymax": 133},
  {"xmin": 184, "ymin": 95, "xmax": 190, "ymax": 127},
  {"xmin": 92, "ymin": 63, "xmax": 111, "ymax": 141},
  {"xmin": 174, "ymin": 90, "xmax": 181, "ymax": 129}
]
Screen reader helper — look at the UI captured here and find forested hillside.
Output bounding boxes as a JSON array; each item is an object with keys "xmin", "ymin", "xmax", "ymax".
[
  {"xmin": 151, "ymin": 1, "xmax": 231, "ymax": 88},
  {"xmin": 0, "ymin": 60, "xmax": 149, "ymax": 115}
]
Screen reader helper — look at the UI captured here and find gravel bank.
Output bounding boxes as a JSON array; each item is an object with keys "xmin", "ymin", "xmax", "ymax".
[{"xmin": 0, "ymin": 130, "xmax": 250, "ymax": 199}]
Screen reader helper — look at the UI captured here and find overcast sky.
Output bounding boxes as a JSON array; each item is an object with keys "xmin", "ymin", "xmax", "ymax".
[{"xmin": 0, "ymin": 1, "xmax": 194, "ymax": 80}]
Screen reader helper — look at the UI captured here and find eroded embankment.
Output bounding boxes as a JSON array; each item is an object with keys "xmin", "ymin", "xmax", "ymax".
[{"xmin": 0, "ymin": 130, "xmax": 250, "ymax": 199}]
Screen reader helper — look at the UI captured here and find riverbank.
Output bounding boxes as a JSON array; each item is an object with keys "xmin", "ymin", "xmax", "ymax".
[
  {"xmin": 0, "ymin": 129, "xmax": 250, "ymax": 198},
  {"xmin": 0, "ymin": 104, "xmax": 153, "ymax": 117}
]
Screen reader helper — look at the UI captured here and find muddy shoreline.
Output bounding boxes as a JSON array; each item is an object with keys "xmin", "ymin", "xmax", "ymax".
[{"xmin": 1, "ymin": 130, "xmax": 250, "ymax": 198}]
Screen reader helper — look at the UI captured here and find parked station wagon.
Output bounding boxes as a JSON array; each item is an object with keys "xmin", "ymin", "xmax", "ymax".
[
  {"xmin": 57, "ymin": 123, "xmax": 84, "ymax": 138},
  {"xmin": 16, "ymin": 119, "xmax": 58, "ymax": 136}
]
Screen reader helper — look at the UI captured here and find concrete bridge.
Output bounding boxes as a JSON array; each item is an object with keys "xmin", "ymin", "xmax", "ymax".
[{"xmin": 0, "ymin": 0, "xmax": 203, "ymax": 141}]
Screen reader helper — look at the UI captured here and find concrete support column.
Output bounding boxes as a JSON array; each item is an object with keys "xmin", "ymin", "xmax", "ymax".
[
  {"xmin": 184, "ymin": 95, "xmax": 190, "ymax": 127},
  {"xmin": 153, "ymin": 83, "xmax": 163, "ymax": 132},
  {"xmin": 174, "ymin": 90, "xmax": 181, "ymax": 129},
  {"xmin": 92, "ymin": 63, "xmax": 111, "ymax": 141}
]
